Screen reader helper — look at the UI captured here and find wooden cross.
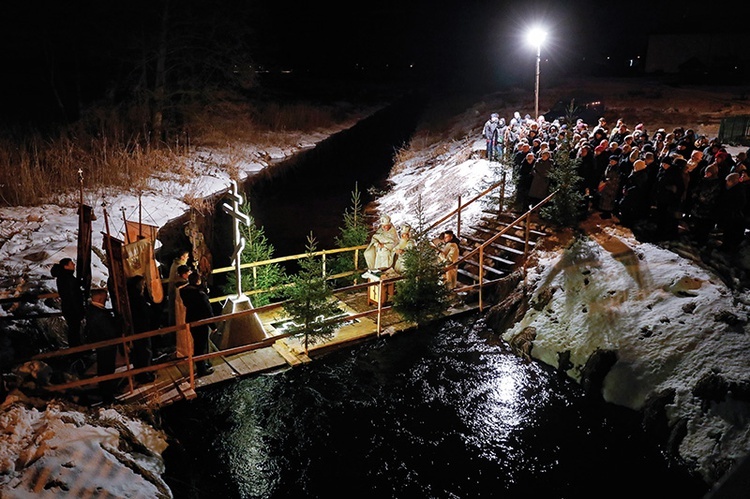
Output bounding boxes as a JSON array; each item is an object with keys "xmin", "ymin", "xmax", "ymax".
[{"xmin": 221, "ymin": 180, "xmax": 250, "ymax": 299}]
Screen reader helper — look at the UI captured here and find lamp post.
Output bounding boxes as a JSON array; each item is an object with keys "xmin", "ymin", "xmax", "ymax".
[{"xmin": 527, "ymin": 28, "xmax": 546, "ymax": 121}]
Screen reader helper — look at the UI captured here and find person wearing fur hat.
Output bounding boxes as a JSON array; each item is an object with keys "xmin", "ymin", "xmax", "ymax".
[
  {"xmin": 364, "ymin": 214, "xmax": 400, "ymax": 272},
  {"xmin": 618, "ymin": 159, "xmax": 651, "ymax": 227}
]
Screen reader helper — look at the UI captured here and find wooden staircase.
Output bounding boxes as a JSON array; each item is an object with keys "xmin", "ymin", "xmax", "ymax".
[{"xmin": 456, "ymin": 208, "xmax": 548, "ymax": 288}]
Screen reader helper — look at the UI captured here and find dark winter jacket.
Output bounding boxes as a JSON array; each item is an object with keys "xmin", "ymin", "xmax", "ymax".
[
  {"xmin": 597, "ymin": 163, "xmax": 621, "ymax": 212},
  {"xmin": 180, "ymin": 284, "xmax": 215, "ymax": 333},
  {"xmin": 529, "ymin": 157, "xmax": 553, "ymax": 201},
  {"xmin": 618, "ymin": 169, "xmax": 651, "ymax": 224},
  {"xmin": 84, "ymin": 303, "xmax": 120, "ymax": 344},
  {"xmin": 690, "ymin": 176, "xmax": 722, "ymax": 221},
  {"xmin": 654, "ymin": 165, "xmax": 685, "ymax": 215},
  {"xmin": 51, "ymin": 264, "xmax": 84, "ymax": 320}
]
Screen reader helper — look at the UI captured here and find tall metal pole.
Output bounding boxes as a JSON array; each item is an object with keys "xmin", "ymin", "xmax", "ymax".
[{"xmin": 534, "ymin": 43, "xmax": 541, "ymax": 121}]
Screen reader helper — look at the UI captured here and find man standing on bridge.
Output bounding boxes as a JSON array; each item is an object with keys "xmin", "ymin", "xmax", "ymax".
[{"xmin": 180, "ymin": 272, "xmax": 215, "ymax": 377}]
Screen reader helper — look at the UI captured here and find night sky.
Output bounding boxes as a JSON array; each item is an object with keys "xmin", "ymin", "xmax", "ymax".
[{"xmin": 0, "ymin": 1, "xmax": 742, "ymax": 126}]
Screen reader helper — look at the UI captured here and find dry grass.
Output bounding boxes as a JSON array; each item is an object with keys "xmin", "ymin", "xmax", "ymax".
[{"xmin": 0, "ymin": 98, "xmax": 351, "ymax": 207}]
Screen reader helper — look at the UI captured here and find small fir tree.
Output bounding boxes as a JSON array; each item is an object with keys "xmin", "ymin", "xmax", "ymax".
[
  {"xmin": 540, "ymin": 132, "xmax": 585, "ymax": 226},
  {"xmin": 331, "ymin": 183, "xmax": 370, "ymax": 283},
  {"xmin": 283, "ymin": 233, "xmax": 341, "ymax": 354},
  {"xmin": 392, "ymin": 195, "xmax": 452, "ymax": 325},
  {"xmin": 222, "ymin": 203, "xmax": 287, "ymax": 306}
]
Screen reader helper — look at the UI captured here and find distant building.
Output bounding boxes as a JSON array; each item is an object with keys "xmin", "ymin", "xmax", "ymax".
[{"xmin": 645, "ymin": 34, "xmax": 748, "ymax": 78}]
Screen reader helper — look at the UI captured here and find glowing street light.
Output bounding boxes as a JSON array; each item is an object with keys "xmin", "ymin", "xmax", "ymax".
[{"xmin": 527, "ymin": 27, "xmax": 547, "ymax": 121}]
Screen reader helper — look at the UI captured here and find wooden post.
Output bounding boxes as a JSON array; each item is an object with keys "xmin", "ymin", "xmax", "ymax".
[
  {"xmin": 354, "ymin": 248, "xmax": 360, "ymax": 284},
  {"xmin": 376, "ymin": 279, "xmax": 383, "ymax": 336},
  {"xmin": 457, "ymin": 195, "xmax": 462, "ymax": 238},
  {"xmin": 187, "ymin": 324, "xmax": 195, "ymax": 390},
  {"xmin": 479, "ymin": 245, "xmax": 484, "ymax": 312},
  {"xmin": 499, "ymin": 171, "xmax": 506, "ymax": 214},
  {"xmin": 102, "ymin": 206, "xmax": 135, "ymax": 394},
  {"xmin": 523, "ymin": 214, "xmax": 531, "ymax": 286},
  {"xmin": 138, "ymin": 191, "xmax": 143, "ymax": 239},
  {"xmin": 121, "ymin": 207, "xmax": 130, "ymax": 244}
]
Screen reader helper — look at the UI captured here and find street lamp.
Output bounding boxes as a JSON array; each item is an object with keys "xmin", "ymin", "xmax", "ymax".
[{"xmin": 527, "ymin": 27, "xmax": 546, "ymax": 121}]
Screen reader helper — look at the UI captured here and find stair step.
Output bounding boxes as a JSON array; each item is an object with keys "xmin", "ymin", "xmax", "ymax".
[
  {"xmin": 482, "ymin": 209, "xmax": 548, "ymax": 231},
  {"xmin": 478, "ymin": 217, "xmax": 547, "ymax": 238},
  {"xmin": 457, "ymin": 268, "xmax": 506, "ymax": 286},
  {"xmin": 465, "ymin": 251, "xmax": 515, "ymax": 267},
  {"xmin": 464, "ymin": 233, "xmax": 526, "ymax": 256},
  {"xmin": 471, "ymin": 225, "xmax": 537, "ymax": 247},
  {"xmin": 460, "ymin": 260, "xmax": 507, "ymax": 277}
]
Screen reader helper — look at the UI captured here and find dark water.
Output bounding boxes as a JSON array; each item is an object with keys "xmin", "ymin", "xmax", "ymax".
[
  {"xmin": 160, "ymin": 317, "xmax": 708, "ymax": 498},
  {"xmin": 210, "ymin": 93, "xmax": 427, "ymax": 267},
  {"xmin": 160, "ymin": 95, "xmax": 708, "ymax": 498}
]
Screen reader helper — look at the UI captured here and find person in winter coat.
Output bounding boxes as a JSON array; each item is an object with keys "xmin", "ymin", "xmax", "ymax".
[
  {"xmin": 50, "ymin": 258, "xmax": 85, "ymax": 347},
  {"xmin": 717, "ymin": 173, "xmax": 747, "ymax": 252},
  {"xmin": 495, "ymin": 118, "xmax": 508, "ymax": 160},
  {"xmin": 597, "ymin": 155, "xmax": 622, "ymax": 219},
  {"xmin": 180, "ymin": 272, "xmax": 216, "ymax": 376},
  {"xmin": 618, "ymin": 159, "xmax": 651, "ymax": 227},
  {"xmin": 515, "ymin": 152, "xmax": 536, "ymax": 211},
  {"xmin": 653, "ymin": 155, "xmax": 686, "ymax": 240},
  {"xmin": 528, "ymin": 149, "xmax": 554, "ymax": 206},
  {"xmin": 575, "ymin": 144, "xmax": 597, "ymax": 201},
  {"xmin": 84, "ymin": 288, "xmax": 121, "ymax": 403},
  {"xmin": 482, "ymin": 113, "xmax": 500, "ymax": 161},
  {"xmin": 126, "ymin": 275, "xmax": 154, "ymax": 383},
  {"xmin": 688, "ymin": 164, "xmax": 723, "ymax": 246},
  {"xmin": 682, "ymin": 149, "xmax": 709, "ymax": 216}
]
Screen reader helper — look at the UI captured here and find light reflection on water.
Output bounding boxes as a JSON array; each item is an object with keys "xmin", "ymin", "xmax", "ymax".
[{"xmin": 162, "ymin": 317, "xmax": 708, "ymax": 499}]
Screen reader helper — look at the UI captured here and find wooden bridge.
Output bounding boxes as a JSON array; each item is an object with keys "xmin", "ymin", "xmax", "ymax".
[{"xmin": 6, "ymin": 183, "xmax": 554, "ymax": 408}]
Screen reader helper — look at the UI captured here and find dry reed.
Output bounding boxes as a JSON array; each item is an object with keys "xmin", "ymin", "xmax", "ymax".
[{"xmin": 0, "ymin": 99, "xmax": 349, "ymax": 208}]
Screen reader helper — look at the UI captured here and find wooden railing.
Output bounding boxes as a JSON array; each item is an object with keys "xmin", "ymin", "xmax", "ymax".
[
  {"xmin": 15, "ymin": 173, "xmax": 518, "ymax": 398},
  {"xmin": 452, "ymin": 190, "xmax": 557, "ymax": 311}
]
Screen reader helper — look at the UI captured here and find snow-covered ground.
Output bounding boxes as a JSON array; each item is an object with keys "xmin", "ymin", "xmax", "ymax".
[
  {"xmin": 0, "ymin": 119, "xmax": 369, "ymax": 496},
  {"xmin": 0, "ymin": 392, "xmax": 170, "ymax": 497},
  {"xmin": 2, "ymin": 79, "xmax": 750, "ymax": 492}
]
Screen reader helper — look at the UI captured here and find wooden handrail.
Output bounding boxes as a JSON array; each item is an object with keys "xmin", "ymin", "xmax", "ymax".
[
  {"xmin": 32, "ymin": 277, "xmax": 400, "ymax": 394},
  {"xmin": 425, "ymin": 177, "xmax": 506, "ymax": 234},
  {"xmin": 16, "ymin": 173, "xmax": 519, "ymax": 399}
]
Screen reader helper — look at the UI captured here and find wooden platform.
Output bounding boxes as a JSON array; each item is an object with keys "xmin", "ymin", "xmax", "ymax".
[{"xmin": 111, "ymin": 289, "xmax": 479, "ymax": 407}]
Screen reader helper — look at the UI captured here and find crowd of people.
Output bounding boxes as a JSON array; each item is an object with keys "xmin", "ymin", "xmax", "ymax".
[{"xmin": 483, "ymin": 111, "xmax": 750, "ymax": 252}]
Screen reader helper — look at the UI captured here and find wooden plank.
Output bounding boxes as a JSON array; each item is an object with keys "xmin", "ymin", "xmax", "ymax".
[
  {"xmin": 478, "ymin": 214, "xmax": 547, "ymax": 237},
  {"xmin": 224, "ymin": 353, "xmax": 255, "ymax": 376},
  {"xmin": 273, "ymin": 341, "xmax": 305, "ymax": 365},
  {"xmin": 470, "ymin": 226, "xmax": 536, "ymax": 249},
  {"xmin": 464, "ymin": 233, "xmax": 525, "ymax": 256}
]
